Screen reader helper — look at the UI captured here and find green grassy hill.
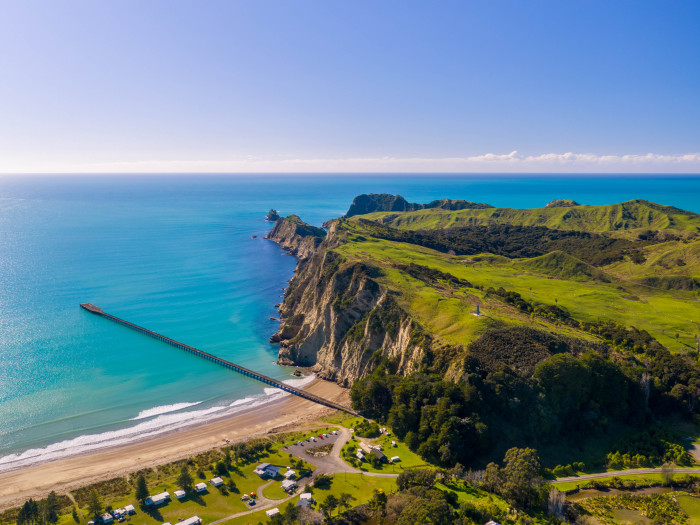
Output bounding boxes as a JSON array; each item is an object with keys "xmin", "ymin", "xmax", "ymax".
[
  {"xmin": 513, "ymin": 250, "xmax": 601, "ymax": 281},
  {"xmin": 361, "ymin": 199, "xmax": 700, "ymax": 236},
  {"xmin": 333, "ymin": 221, "xmax": 700, "ymax": 352},
  {"xmin": 603, "ymin": 238, "xmax": 700, "ymax": 279}
]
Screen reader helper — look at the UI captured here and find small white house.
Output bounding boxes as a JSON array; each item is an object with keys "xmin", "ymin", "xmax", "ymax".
[
  {"xmin": 210, "ymin": 477, "xmax": 224, "ymax": 487},
  {"xmin": 391, "ymin": 440, "xmax": 397, "ymax": 447},
  {"xmin": 284, "ymin": 470, "xmax": 296, "ymax": 479},
  {"xmin": 179, "ymin": 516, "xmax": 201, "ymax": 525},
  {"xmin": 145, "ymin": 492, "xmax": 170, "ymax": 506},
  {"xmin": 356, "ymin": 452, "xmax": 365, "ymax": 461},
  {"xmin": 391, "ymin": 456, "xmax": 401, "ymax": 463},
  {"xmin": 100, "ymin": 513, "xmax": 113, "ymax": 524},
  {"xmin": 124, "ymin": 505, "xmax": 135, "ymax": 515},
  {"xmin": 174, "ymin": 490, "xmax": 186, "ymax": 499},
  {"xmin": 282, "ymin": 479, "xmax": 297, "ymax": 492},
  {"xmin": 254, "ymin": 463, "xmax": 281, "ymax": 478},
  {"xmin": 266, "ymin": 508, "xmax": 280, "ymax": 518},
  {"xmin": 195, "ymin": 482, "xmax": 207, "ymax": 493},
  {"xmin": 300, "ymin": 493, "xmax": 313, "ymax": 501}
]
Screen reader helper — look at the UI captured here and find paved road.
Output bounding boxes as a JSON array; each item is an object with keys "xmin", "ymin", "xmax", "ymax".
[
  {"xmin": 281, "ymin": 427, "xmax": 399, "ymax": 478},
  {"xmin": 555, "ymin": 467, "xmax": 700, "ymax": 483}
]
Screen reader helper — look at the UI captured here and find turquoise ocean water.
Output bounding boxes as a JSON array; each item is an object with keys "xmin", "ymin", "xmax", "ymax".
[{"xmin": 0, "ymin": 174, "xmax": 699, "ymax": 472}]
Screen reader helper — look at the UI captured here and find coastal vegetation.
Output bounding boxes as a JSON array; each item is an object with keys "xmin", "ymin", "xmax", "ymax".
[
  {"xmin": 265, "ymin": 194, "xmax": 700, "ymax": 521},
  {"xmin": 6, "ymin": 194, "xmax": 700, "ymax": 524}
]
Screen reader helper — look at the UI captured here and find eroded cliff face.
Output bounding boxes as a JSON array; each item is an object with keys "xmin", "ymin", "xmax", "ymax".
[
  {"xmin": 269, "ymin": 223, "xmax": 431, "ymax": 386},
  {"xmin": 265, "ymin": 215, "xmax": 325, "ymax": 260}
]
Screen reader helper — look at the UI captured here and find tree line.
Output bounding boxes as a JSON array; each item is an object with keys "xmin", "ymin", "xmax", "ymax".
[{"xmin": 351, "ymin": 325, "xmax": 700, "ymax": 468}]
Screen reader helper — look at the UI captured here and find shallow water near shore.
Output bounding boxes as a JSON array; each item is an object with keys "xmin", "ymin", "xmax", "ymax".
[{"xmin": 1, "ymin": 174, "xmax": 699, "ymax": 471}]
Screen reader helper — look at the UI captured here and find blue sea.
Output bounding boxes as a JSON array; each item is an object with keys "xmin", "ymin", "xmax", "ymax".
[{"xmin": 0, "ymin": 174, "xmax": 699, "ymax": 472}]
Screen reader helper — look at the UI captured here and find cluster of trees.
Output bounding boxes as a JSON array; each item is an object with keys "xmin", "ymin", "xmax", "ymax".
[
  {"xmin": 227, "ymin": 437, "xmax": 273, "ymax": 463},
  {"xmin": 607, "ymin": 428, "xmax": 694, "ymax": 467},
  {"xmin": 353, "ymin": 324, "xmax": 700, "ymax": 468},
  {"xmin": 483, "ymin": 448, "xmax": 547, "ymax": 510},
  {"xmin": 354, "ymin": 333, "xmax": 650, "ymax": 466},
  {"xmin": 395, "ymin": 263, "xmax": 472, "ymax": 289},
  {"xmin": 641, "ymin": 275, "xmax": 700, "ymax": 291},
  {"xmin": 353, "ymin": 420, "xmax": 380, "ymax": 438},
  {"xmin": 16, "ymin": 493, "xmax": 60, "ymax": 525},
  {"xmin": 356, "ymin": 219, "xmax": 650, "ymax": 266},
  {"xmin": 548, "ymin": 462, "xmax": 585, "ymax": 478}
]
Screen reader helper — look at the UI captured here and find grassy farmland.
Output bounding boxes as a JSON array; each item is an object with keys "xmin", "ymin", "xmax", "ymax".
[{"xmin": 332, "ymin": 227, "xmax": 700, "ymax": 350}]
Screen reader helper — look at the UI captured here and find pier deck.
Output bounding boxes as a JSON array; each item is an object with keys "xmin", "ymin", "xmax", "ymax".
[{"xmin": 80, "ymin": 303, "xmax": 359, "ymax": 416}]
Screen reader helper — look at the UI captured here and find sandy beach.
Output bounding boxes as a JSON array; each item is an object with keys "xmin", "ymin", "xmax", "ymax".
[{"xmin": 0, "ymin": 378, "xmax": 349, "ymax": 511}]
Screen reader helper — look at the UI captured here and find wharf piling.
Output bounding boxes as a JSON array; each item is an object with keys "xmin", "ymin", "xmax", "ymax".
[{"xmin": 80, "ymin": 303, "xmax": 359, "ymax": 416}]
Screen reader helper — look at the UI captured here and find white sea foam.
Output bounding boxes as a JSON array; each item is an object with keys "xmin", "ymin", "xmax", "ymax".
[
  {"xmin": 0, "ymin": 374, "xmax": 316, "ymax": 474},
  {"xmin": 131, "ymin": 401, "xmax": 203, "ymax": 420}
]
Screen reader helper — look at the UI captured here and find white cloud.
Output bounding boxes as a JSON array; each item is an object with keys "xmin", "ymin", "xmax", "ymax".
[{"xmin": 3, "ymin": 151, "xmax": 700, "ymax": 174}]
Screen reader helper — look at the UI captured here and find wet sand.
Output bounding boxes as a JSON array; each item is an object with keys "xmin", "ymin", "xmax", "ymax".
[{"xmin": 0, "ymin": 378, "xmax": 349, "ymax": 510}]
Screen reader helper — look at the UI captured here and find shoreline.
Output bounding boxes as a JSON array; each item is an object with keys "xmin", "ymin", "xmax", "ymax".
[{"xmin": 0, "ymin": 377, "xmax": 350, "ymax": 511}]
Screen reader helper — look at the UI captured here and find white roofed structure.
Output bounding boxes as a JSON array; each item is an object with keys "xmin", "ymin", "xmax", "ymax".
[
  {"xmin": 124, "ymin": 505, "xmax": 135, "ymax": 514},
  {"xmin": 254, "ymin": 463, "xmax": 280, "ymax": 478},
  {"xmin": 266, "ymin": 508, "xmax": 280, "ymax": 517},
  {"xmin": 195, "ymin": 482, "xmax": 207, "ymax": 493},
  {"xmin": 179, "ymin": 516, "xmax": 201, "ymax": 525},
  {"xmin": 174, "ymin": 490, "xmax": 186, "ymax": 499},
  {"xmin": 210, "ymin": 477, "xmax": 224, "ymax": 487},
  {"xmin": 145, "ymin": 492, "xmax": 170, "ymax": 506},
  {"xmin": 281, "ymin": 479, "xmax": 297, "ymax": 492},
  {"xmin": 283, "ymin": 470, "xmax": 296, "ymax": 479}
]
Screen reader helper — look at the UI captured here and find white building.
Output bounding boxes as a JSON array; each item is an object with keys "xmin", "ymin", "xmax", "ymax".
[
  {"xmin": 254, "ymin": 463, "xmax": 281, "ymax": 478},
  {"xmin": 145, "ymin": 492, "xmax": 170, "ymax": 506},
  {"xmin": 124, "ymin": 505, "xmax": 135, "ymax": 515},
  {"xmin": 174, "ymin": 490, "xmax": 186, "ymax": 499},
  {"xmin": 210, "ymin": 477, "xmax": 224, "ymax": 487},
  {"xmin": 179, "ymin": 516, "xmax": 201, "ymax": 525},
  {"xmin": 195, "ymin": 482, "xmax": 207, "ymax": 493},
  {"xmin": 281, "ymin": 479, "xmax": 297, "ymax": 492},
  {"xmin": 100, "ymin": 513, "xmax": 113, "ymax": 524},
  {"xmin": 266, "ymin": 508, "xmax": 280, "ymax": 517}
]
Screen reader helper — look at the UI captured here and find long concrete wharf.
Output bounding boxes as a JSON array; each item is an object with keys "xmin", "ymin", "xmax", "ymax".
[{"xmin": 80, "ymin": 303, "xmax": 359, "ymax": 416}]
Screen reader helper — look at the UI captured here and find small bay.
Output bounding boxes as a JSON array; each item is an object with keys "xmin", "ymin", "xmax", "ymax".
[{"xmin": 0, "ymin": 174, "xmax": 698, "ymax": 470}]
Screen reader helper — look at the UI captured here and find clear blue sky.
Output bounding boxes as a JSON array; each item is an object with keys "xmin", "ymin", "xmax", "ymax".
[{"xmin": 1, "ymin": 1, "xmax": 699, "ymax": 173}]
